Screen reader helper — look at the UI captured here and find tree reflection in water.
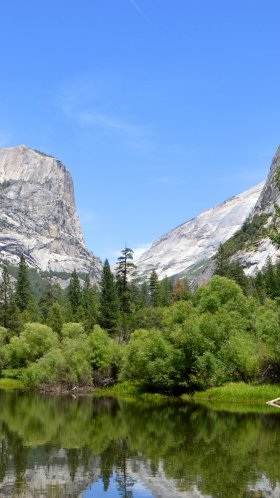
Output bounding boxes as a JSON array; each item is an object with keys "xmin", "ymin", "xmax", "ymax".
[{"xmin": 0, "ymin": 391, "xmax": 279, "ymax": 497}]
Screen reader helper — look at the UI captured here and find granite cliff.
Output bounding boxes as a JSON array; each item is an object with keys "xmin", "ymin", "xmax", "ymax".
[
  {"xmin": 0, "ymin": 145, "xmax": 102, "ymax": 282},
  {"xmin": 135, "ymin": 183, "xmax": 264, "ymax": 281},
  {"xmin": 135, "ymin": 145, "xmax": 280, "ymax": 282},
  {"xmin": 231, "ymin": 145, "xmax": 280, "ymax": 275}
]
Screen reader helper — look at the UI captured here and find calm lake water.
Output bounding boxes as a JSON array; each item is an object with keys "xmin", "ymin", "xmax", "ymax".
[{"xmin": 0, "ymin": 390, "xmax": 280, "ymax": 498}]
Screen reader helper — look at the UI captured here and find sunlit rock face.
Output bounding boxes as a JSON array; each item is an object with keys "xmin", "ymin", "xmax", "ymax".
[
  {"xmin": 232, "ymin": 145, "xmax": 280, "ymax": 276},
  {"xmin": 0, "ymin": 145, "xmax": 102, "ymax": 282},
  {"xmin": 135, "ymin": 183, "xmax": 264, "ymax": 280}
]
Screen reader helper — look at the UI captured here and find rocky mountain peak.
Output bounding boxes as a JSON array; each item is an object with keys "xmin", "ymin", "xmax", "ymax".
[{"xmin": 0, "ymin": 145, "xmax": 102, "ymax": 282}]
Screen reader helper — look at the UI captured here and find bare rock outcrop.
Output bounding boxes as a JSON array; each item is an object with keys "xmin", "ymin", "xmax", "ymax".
[
  {"xmin": 135, "ymin": 183, "xmax": 264, "ymax": 280},
  {"xmin": 0, "ymin": 145, "xmax": 102, "ymax": 282}
]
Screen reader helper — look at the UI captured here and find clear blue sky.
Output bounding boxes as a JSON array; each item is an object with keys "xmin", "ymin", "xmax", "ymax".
[{"xmin": 1, "ymin": 0, "xmax": 280, "ymax": 263}]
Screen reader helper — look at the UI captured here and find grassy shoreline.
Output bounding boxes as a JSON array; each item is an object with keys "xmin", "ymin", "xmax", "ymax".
[
  {"xmin": 182, "ymin": 382, "xmax": 280, "ymax": 404},
  {"xmin": 1, "ymin": 376, "xmax": 280, "ymax": 408},
  {"xmin": 0, "ymin": 378, "xmax": 24, "ymax": 390}
]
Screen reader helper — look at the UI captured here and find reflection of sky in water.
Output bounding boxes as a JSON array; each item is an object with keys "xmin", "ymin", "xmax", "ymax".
[{"xmin": 83, "ymin": 472, "xmax": 154, "ymax": 497}]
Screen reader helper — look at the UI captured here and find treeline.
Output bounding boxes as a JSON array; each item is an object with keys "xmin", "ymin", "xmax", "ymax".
[
  {"xmin": 0, "ymin": 250, "xmax": 191, "ymax": 338},
  {"xmin": 1, "ymin": 249, "xmax": 280, "ymax": 392}
]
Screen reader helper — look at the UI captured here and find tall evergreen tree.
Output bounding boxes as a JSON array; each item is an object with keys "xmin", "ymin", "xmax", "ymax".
[
  {"xmin": 116, "ymin": 247, "xmax": 136, "ymax": 314},
  {"xmin": 67, "ymin": 270, "xmax": 81, "ymax": 316},
  {"xmin": 0, "ymin": 265, "xmax": 13, "ymax": 328},
  {"xmin": 215, "ymin": 244, "xmax": 248, "ymax": 292},
  {"xmin": 158, "ymin": 276, "xmax": 173, "ymax": 306},
  {"xmin": 39, "ymin": 279, "xmax": 55, "ymax": 320},
  {"xmin": 215, "ymin": 244, "xmax": 231, "ymax": 276},
  {"xmin": 5, "ymin": 297, "xmax": 22, "ymax": 334},
  {"xmin": 82, "ymin": 275, "xmax": 98, "ymax": 331},
  {"xmin": 149, "ymin": 270, "xmax": 160, "ymax": 307},
  {"xmin": 15, "ymin": 255, "xmax": 32, "ymax": 312},
  {"xmin": 98, "ymin": 260, "xmax": 119, "ymax": 335},
  {"xmin": 47, "ymin": 302, "xmax": 65, "ymax": 334}
]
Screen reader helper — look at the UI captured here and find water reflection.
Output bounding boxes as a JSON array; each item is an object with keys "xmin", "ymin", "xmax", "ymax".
[{"xmin": 0, "ymin": 391, "xmax": 279, "ymax": 497}]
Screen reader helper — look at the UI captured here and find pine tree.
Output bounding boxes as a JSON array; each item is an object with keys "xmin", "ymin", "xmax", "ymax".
[
  {"xmin": 158, "ymin": 276, "xmax": 173, "ymax": 306},
  {"xmin": 264, "ymin": 257, "xmax": 278, "ymax": 298},
  {"xmin": 21, "ymin": 298, "xmax": 42, "ymax": 323},
  {"xmin": 116, "ymin": 247, "xmax": 136, "ymax": 314},
  {"xmin": 0, "ymin": 264, "xmax": 13, "ymax": 328},
  {"xmin": 39, "ymin": 280, "xmax": 55, "ymax": 320},
  {"xmin": 139, "ymin": 281, "xmax": 149, "ymax": 307},
  {"xmin": 67, "ymin": 270, "xmax": 81, "ymax": 316},
  {"xmin": 5, "ymin": 297, "xmax": 22, "ymax": 334},
  {"xmin": 15, "ymin": 255, "xmax": 32, "ymax": 312},
  {"xmin": 47, "ymin": 302, "xmax": 65, "ymax": 334},
  {"xmin": 149, "ymin": 270, "xmax": 160, "ymax": 307},
  {"xmin": 215, "ymin": 244, "xmax": 231, "ymax": 276},
  {"xmin": 98, "ymin": 260, "xmax": 120, "ymax": 335},
  {"xmin": 82, "ymin": 275, "xmax": 98, "ymax": 332}
]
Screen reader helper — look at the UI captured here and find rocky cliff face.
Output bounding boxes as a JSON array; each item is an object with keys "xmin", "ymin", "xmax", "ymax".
[
  {"xmin": 232, "ymin": 145, "xmax": 280, "ymax": 275},
  {"xmin": 135, "ymin": 183, "xmax": 264, "ymax": 280},
  {"xmin": 0, "ymin": 145, "xmax": 102, "ymax": 281}
]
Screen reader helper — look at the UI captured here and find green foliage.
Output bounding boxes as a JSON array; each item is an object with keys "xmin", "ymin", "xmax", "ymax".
[
  {"xmin": 21, "ymin": 298, "xmax": 42, "ymax": 323},
  {"xmin": 191, "ymin": 382, "xmax": 280, "ymax": 403},
  {"xmin": 21, "ymin": 338, "xmax": 92, "ymax": 389},
  {"xmin": 219, "ymin": 214, "xmax": 269, "ymax": 258},
  {"xmin": 88, "ymin": 325, "xmax": 121, "ymax": 372},
  {"xmin": 61, "ymin": 322, "xmax": 84, "ymax": 339},
  {"xmin": 158, "ymin": 276, "xmax": 173, "ymax": 306},
  {"xmin": 120, "ymin": 276, "xmax": 280, "ymax": 391},
  {"xmin": 98, "ymin": 259, "xmax": 120, "ymax": 335},
  {"xmin": 268, "ymin": 201, "xmax": 280, "ymax": 249},
  {"xmin": 214, "ymin": 244, "xmax": 249, "ymax": 290},
  {"xmin": 47, "ymin": 302, "xmax": 65, "ymax": 334},
  {"xmin": 0, "ymin": 264, "xmax": 13, "ymax": 329},
  {"xmin": 116, "ymin": 247, "xmax": 136, "ymax": 315},
  {"xmin": 15, "ymin": 255, "xmax": 32, "ymax": 312},
  {"xmin": 121, "ymin": 328, "xmax": 184, "ymax": 391},
  {"xmin": 4, "ymin": 246, "xmax": 280, "ymax": 395},
  {"xmin": 149, "ymin": 270, "xmax": 160, "ymax": 307},
  {"xmin": 128, "ymin": 306, "xmax": 164, "ymax": 330},
  {"xmin": 0, "ymin": 180, "xmax": 11, "ymax": 189},
  {"xmin": 5, "ymin": 323, "xmax": 58, "ymax": 368},
  {"xmin": 19, "ymin": 322, "xmax": 120, "ymax": 389},
  {"xmin": 82, "ymin": 275, "xmax": 99, "ymax": 332},
  {"xmin": 67, "ymin": 269, "xmax": 82, "ymax": 316},
  {"xmin": 275, "ymin": 164, "xmax": 280, "ymax": 190},
  {"xmin": 194, "ymin": 276, "xmax": 248, "ymax": 315}
]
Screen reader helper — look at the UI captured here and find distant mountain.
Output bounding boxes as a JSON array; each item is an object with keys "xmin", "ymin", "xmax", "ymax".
[
  {"xmin": 135, "ymin": 182, "xmax": 264, "ymax": 281},
  {"xmin": 0, "ymin": 145, "xmax": 102, "ymax": 282}
]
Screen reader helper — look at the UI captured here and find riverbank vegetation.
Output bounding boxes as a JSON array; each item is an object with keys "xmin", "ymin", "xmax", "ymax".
[
  {"xmin": 2, "ymin": 247, "xmax": 280, "ymax": 396},
  {"xmin": 183, "ymin": 382, "xmax": 280, "ymax": 403}
]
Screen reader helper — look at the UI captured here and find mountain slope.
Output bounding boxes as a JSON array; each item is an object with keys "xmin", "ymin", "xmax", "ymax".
[
  {"xmin": 0, "ymin": 145, "xmax": 102, "ymax": 282},
  {"xmin": 230, "ymin": 145, "xmax": 280, "ymax": 275},
  {"xmin": 135, "ymin": 183, "xmax": 264, "ymax": 280}
]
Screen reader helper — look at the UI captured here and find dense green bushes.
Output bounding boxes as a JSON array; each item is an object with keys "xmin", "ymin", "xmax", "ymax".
[
  {"xmin": 3, "ymin": 253, "xmax": 280, "ymax": 394},
  {"xmin": 0, "ymin": 322, "xmax": 121, "ymax": 390},
  {"xmin": 120, "ymin": 277, "xmax": 280, "ymax": 392}
]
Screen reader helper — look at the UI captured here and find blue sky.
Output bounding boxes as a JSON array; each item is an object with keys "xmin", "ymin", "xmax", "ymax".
[{"xmin": 1, "ymin": 0, "xmax": 280, "ymax": 263}]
